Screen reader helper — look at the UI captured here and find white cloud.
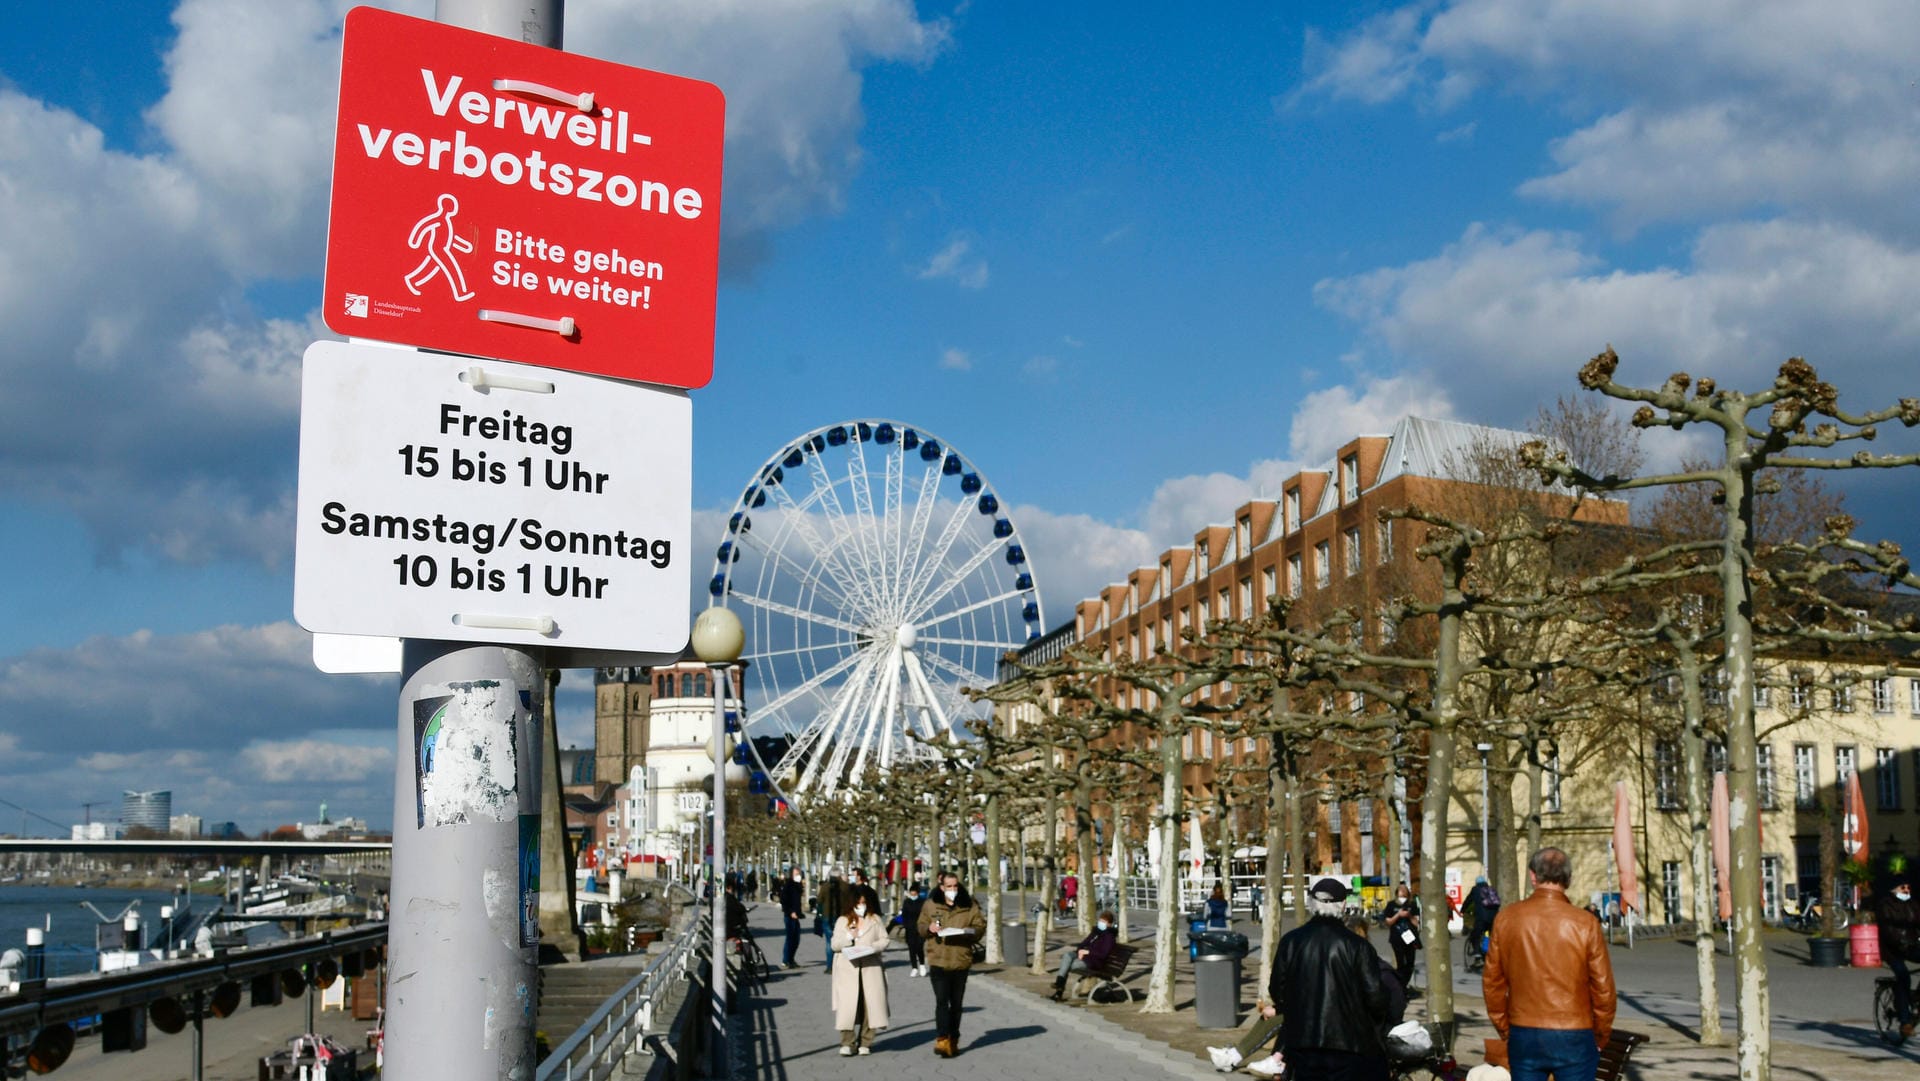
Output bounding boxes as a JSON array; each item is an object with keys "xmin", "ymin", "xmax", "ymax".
[
  {"xmin": 1296, "ymin": 0, "xmax": 1919, "ymax": 233},
  {"xmin": 939, "ymin": 347, "xmax": 972, "ymax": 371},
  {"xmin": 1023, "ymin": 354, "xmax": 1059, "ymax": 379},
  {"xmin": 1313, "ymin": 220, "xmax": 1920, "ymax": 421},
  {"xmin": 241, "ymin": 738, "xmax": 393, "ymax": 784},
  {"xmin": 1286, "ymin": 376, "xmax": 1458, "ymax": 462},
  {"xmin": 916, "ymin": 235, "xmax": 989, "ymax": 288}
]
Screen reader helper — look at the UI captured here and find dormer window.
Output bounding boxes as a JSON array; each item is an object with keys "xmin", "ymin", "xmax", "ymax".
[
  {"xmin": 1341, "ymin": 454, "xmax": 1360, "ymax": 502},
  {"xmin": 1284, "ymin": 489, "xmax": 1300, "ymax": 533}
]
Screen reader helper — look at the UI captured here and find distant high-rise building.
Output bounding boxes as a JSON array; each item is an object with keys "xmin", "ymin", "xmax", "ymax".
[
  {"xmin": 169, "ymin": 814, "xmax": 202, "ymax": 838},
  {"xmin": 121, "ymin": 790, "xmax": 171, "ymax": 834}
]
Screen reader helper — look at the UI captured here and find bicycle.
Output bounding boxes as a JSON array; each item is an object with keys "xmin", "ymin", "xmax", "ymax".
[
  {"xmin": 1875, "ymin": 975, "xmax": 1911, "ymax": 1044},
  {"xmin": 731, "ymin": 934, "xmax": 772, "ymax": 993}
]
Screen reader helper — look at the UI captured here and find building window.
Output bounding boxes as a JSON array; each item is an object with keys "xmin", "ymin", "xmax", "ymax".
[
  {"xmin": 1789, "ymin": 673, "xmax": 1810, "ymax": 709},
  {"xmin": 1284, "ymin": 489, "xmax": 1300, "ymax": 533},
  {"xmin": 1314, "ymin": 541, "xmax": 1331, "ymax": 587},
  {"xmin": 1654, "ymin": 739, "xmax": 1681, "ymax": 810},
  {"xmin": 1875, "ymin": 677, "xmax": 1894, "ymax": 713},
  {"xmin": 1878, "ymin": 748, "xmax": 1901, "ymax": 810},
  {"xmin": 1707, "ymin": 738, "xmax": 1729, "ymax": 777},
  {"xmin": 1761, "ymin": 856, "xmax": 1782, "ymax": 923},
  {"xmin": 1161, "ymin": 616, "xmax": 1172, "ymax": 651},
  {"xmin": 1793, "ymin": 744, "xmax": 1817, "ymax": 808},
  {"xmin": 1836, "ymin": 745, "xmax": 1857, "ymax": 787},
  {"xmin": 1377, "ymin": 520, "xmax": 1393, "ymax": 563},
  {"xmin": 1197, "ymin": 540, "xmax": 1209, "ymax": 578},
  {"xmin": 1754, "ymin": 679, "xmax": 1770, "ymax": 709},
  {"xmin": 1238, "ymin": 515, "xmax": 1252, "ymax": 558},
  {"xmin": 1341, "ymin": 454, "xmax": 1360, "ymax": 501},
  {"xmin": 1704, "ymin": 669, "xmax": 1725, "ymax": 706},
  {"xmin": 1261, "ymin": 567, "xmax": 1277, "ymax": 605},
  {"xmin": 1199, "ymin": 596, "xmax": 1211, "ymax": 626},
  {"xmin": 1287, "ymin": 555, "xmax": 1303, "ymax": 598},
  {"xmin": 1218, "ymin": 588, "xmax": 1231, "ymax": 621},
  {"xmin": 1911, "ymin": 677, "xmax": 1920, "ymax": 715},
  {"xmin": 1835, "ymin": 682, "xmax": 1855, "ymax": 713},
  {"xmin": 1343, "ymin": 528, "xmax": 1362, "ymax": 576},
  {"xmin": 1756, "ymin": 743, "xmax": 1777, "ymax": 810},
  {"xmin": 1661, "ymin": 861, "xmax": 1682, "ymax": 923},
  {"xmin": 1239, "ymin": 577, "xmax": 1253, "ymax": 617}
]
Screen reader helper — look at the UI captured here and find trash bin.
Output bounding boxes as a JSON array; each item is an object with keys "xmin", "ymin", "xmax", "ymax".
[
  {"xmin": 1003, "ymin": 923, "xmax": 1028, "ymax": 967},
  {"xmin": 1191, "ymin": 929, "xmax": 1251, "ymax": 1029}
]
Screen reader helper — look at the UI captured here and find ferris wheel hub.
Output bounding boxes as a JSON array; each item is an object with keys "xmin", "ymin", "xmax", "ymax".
[{"xmin": 896, "ymin": 623, "xmax": 917, "ymax": 649}]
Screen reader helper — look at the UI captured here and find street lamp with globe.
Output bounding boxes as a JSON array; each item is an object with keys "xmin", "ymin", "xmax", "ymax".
[{"xmin": 691, "ymin": 607, "xmax": 744, "ymax": 1077}]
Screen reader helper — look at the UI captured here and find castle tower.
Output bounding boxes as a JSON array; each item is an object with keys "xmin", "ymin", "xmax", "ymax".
[{"xmin": 593, "ymin": 667, "xmax": 652, "ymax": 787}]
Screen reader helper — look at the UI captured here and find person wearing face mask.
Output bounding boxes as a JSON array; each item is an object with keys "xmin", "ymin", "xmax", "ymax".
[
  {"xmin": 831, "ymin": 894, "xmax": 891, "ymax": 1054},
  {"xmin": 918, "ymin": 872, "xmax": 987, "ymax": 1057},
  {"xmin": 849, "ymin": 867, "xmax": 883, "ymax": 917},
  {"xmin": 1050, "ymin": 909, "xmax": 1119, "ymax": 1001},
  {"xmin": 780, "ymin": 867, "xmax": 807, "ymax": 969},
  {"xmin": 899, "ymin": 881, "xmax": 929, "ymax": 976},
  {"xmin": 1876, "ymin": 869, "xmax": 1920, "ymax": 1040}
]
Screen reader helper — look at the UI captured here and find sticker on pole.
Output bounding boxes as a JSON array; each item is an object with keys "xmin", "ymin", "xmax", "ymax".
[
  {"xmin": 293, "ymin": 340, "xmax": 690, "ymax": 652},
  {"xmin": 322, "ymin": 6, "xmax": 725, "ymax": 387}
]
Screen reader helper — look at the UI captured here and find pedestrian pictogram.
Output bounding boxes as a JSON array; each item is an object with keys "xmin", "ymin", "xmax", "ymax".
[{"xmin": 405, "ymin": 194, "xmax": 476, "ymax": 302}]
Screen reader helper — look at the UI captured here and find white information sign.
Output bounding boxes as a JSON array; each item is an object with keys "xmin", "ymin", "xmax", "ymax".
[
  {"xmin": 294, "ymin": 340, "xmax": 690, "ymax": 652},
  {"xmin": 678, "ymin": 793, "xmax": 706, "ymax": 813}
]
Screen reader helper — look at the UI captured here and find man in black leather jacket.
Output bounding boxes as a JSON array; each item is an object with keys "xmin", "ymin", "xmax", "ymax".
[{"xmin": 1268, "ymin": 877, "xmax": 1390, "ymax": 1080}]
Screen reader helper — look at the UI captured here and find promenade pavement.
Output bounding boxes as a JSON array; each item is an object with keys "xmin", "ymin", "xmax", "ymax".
[{"xmin": 731, "ymin": 898, "xmax": 1915, "ymax": 1081}]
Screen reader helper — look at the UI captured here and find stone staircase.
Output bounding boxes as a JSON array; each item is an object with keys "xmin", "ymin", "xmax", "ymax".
[{"xmin": 536, "ymin": 961, "xmax": 644, "ymax": 1046}]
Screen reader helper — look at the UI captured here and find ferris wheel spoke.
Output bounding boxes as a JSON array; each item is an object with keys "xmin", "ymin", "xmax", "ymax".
[
  {"xmin": 733, "ymin": 513, "xmax": 861, "ymax": 616},
  {"xmin": 919, "ymin": 585, "xmax": 1029, "ymax": 630},
  {"xmin": 916, "ymin": 647, "xmax": 1000, "ymax": 701},
  {"xmin": 731, "ymin": 590, "xmax": 864, "ymax": 637},
  {"xmin": 906, "ymin": 534, "xmax": 1011, "ymax": 624},
  {"xmin": 898, "ymin": 490, "xmax": 980, "ymax": 618},
  {"xmin": 840, "ymin": 439, "xmax": 890, "ymax": 613},
  {"xmin": 877, "ymin": 650, "xmax": 905, "ymax": 771},
  {"xmin": 764, "ymin": 477, "xmax": 883, "ymax": 617},
  {"xmin": 917, "ymin": 634, "xmax": 1028, "ymax": 650},
  {"xmin": 898, "ymin": 460, "xmax": 945, "ymax": 609},
  {"xmin": 803, "ymin": 451, "xmax": 874, "ymax": 590},
  {"xmin": 884, "ymin": 446, "xmax": 907, "ymax": 611},
  {"xmin": 847, "ymin": 640, "xmax": 906, "ymax": 780},
  {"xmin": 796, "ymin": 649, "xmax": 884, "ymax": 795},
  {"xmin": 900, "ymin": 649, "xmax": 953, "ymax": 740},
  {"xmin": 752, "ymin": 647, "xmax": 867, "ymax": 722}
]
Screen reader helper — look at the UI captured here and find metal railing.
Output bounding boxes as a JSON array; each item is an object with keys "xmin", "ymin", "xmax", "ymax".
[{"xmin": 534, "ymin": 918, "xmax": 700, "ymax": 1081}]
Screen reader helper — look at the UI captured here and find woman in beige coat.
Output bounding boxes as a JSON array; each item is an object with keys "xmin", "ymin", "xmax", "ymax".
[{"xmin": 830, "ymin": 897, "xmax": 890, "ymax": 1054}]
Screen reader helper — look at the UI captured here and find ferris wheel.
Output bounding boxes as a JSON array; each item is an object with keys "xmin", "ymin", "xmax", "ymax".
[{"xmin": 707, "ymin": 420, "xmax": 1044, "ymax": 800}]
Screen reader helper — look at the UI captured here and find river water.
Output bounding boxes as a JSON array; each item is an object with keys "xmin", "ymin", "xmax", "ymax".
[{"xmin": 0, "ymin": 885, "xmax": 209, "ymax": 977}]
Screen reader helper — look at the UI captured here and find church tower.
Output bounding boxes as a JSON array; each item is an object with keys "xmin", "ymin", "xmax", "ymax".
[{"xmin": 593, "ymin": 667, "xmax": 652, "ymax": 787}]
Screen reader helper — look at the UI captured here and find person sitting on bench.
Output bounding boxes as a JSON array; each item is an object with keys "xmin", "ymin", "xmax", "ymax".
[{"xmin": 1050, "ymin": 910, "xmax": 1119, "ymax": 1000}]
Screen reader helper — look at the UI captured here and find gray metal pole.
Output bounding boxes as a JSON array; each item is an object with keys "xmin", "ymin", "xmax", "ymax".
[
  {"xmin": 386, "ymin": 640, "xmax": 544, "ymax": 1081},
  {"xmin": 708, "ymin": 664, "xmax": 732, "ymax": 1076},
  {"xmin": 382, "ymin": 6, "xmax": 560, "ymax": 1080}
]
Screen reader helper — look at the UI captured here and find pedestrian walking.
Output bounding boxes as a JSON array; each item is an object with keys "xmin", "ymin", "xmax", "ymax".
[
  {"xmin": 821, "ymin": 867, "xmax": 848, "ymax": 970},
  {"xmin": 900, "ymin": 881, "xmax": 929, "ymax": 976},
  {"xmin": 745, "ymin": 868, "xmax": 758, "ymax": 900},
  {"xmin": 780, "ymin": 867, "xmax": 806, "ymax": 969},
  {"xmin": 1875, "ymin": 865, "xmax": 1919, "ymax": 1040},
  {"xmin": 1483, "ymin": 847, "xmax": 1617, "ymax": 1081},
  {"xmin": 849, "ymin": 866, "xmax": 883, "ymax": 916},
  {"xmin": 1462, "ymin": 876, "xmax": 1500, "ymax": 968},
  {"xmin": 831, "ymin": 892, "xmax": 890, "ymax": 1054},
  {"xmin": 1265, "ymin": 876, "xmax": 1390, "ymax": 1080},
  {"xmin": 1050, "ymin": 910, "xmax": 1118, "ymax": 1000},
  {"xmin": 1380, "ymin": 884, "xmax": 1421, "ymax": 989},
  {"xmin": 918, "ymin": 871, "xmax": 986, "ymax": 1058},
  {"xmin": 1206, "ymin": 884, "xmax": 1232, "ymax": 929}
]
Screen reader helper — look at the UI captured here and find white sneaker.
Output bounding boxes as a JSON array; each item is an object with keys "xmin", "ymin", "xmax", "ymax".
[
  {"xmin": 839, "ymin": 1046, "xmax": 854, "ymax": 1057},
  {"xmin": 857, "ymin": 1047, "xmax": 871, "ymax": 1056},
  {"xmin": 918, "ymin": 965, "xmax": 928, "ymax": 976},
  {"xmin": 1207, "ymin": 1046, "xmax": 1242, "ymax": 1072},
  {"xmin": 1246, "ymin": 1053, "xmax": 1285, "ymax": 1077}
]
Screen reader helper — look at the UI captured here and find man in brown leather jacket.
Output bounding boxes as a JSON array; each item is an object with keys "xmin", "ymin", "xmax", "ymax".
[{"xmin": 1483, "ymin": 848, "xmax": 1617, "ymax": 1081}]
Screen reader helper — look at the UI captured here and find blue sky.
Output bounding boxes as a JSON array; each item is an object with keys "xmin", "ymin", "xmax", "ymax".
[{"xmin": 3, "ymin": 0, "xmax": 1917, "ymax": 833}]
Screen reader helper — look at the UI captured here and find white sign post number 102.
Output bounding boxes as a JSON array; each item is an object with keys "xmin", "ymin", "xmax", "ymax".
[{"xmin": 294, "ymin": 340, "xmax": 690, "ymax": 653}]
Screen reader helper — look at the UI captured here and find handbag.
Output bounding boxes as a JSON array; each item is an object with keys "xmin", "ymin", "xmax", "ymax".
[{"xmin": 970, "ymin": 940, "xmax": 987, "ymax": 963}]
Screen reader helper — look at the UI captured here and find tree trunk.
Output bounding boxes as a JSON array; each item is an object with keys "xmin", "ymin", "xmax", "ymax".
[
  {"xmin": 1016, "ymin": 819, "xmax": 1028, "ymax": 916},
  {"xmin": 1260, "ymin": 749, "xmax": 1286, "ymax": 997},
  {"xmin": 1718, "ymin": 446, "xmax": 1768, "ymax": 1081},
  {"xmin": 1215, "ymin": 783, "xmax": 1234, "ymax": 922},
  {"xmin": 985, "ymin": 793, "xmax": 1004, "ymax": 963},
  {"xmin": 1381, "ymin": 756, "xmax": 1405, "ymax": 890},
  {"xmin": 1075, "ymin": 779, "xmax": 1098, "ymax": 934},
  {"xmin": 1491, "ymin": 739, "xmax": 1521, "ymax": 905},
  {"xmin": 1115, "ymin": 810, "xmax": 1132, "ymax": 945},
  {"xmin": 1675, "ymin": 643, "xmax": 1726, "ymax": 1045},
  {"xmin": 1143, "ymin": 727, "xmax": 1184, "ymax": 1013},
  {"xmin": 929, "ymin": 802, "xmax": 943, "ymax": 886},
  {"xmin": 1286, "ymin": 761, "xmax": 1307, "ymax": 925},
  {"xmin": 1031, "ymin": 789, "xmax": 1058, "ymax": 976},
  {"xmin": 1419, "ymin": 574, "xmax": 1468, "ymax": 1044}
]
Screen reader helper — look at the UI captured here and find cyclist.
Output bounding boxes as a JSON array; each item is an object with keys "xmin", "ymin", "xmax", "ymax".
[{"xmin": 1876, "ymin": 867, "xmax": 1920, "ymax": 1041}]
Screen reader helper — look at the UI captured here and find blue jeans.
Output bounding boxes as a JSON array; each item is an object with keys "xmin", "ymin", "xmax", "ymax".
[{"xmin": 1509, "ymin": 1026, "xmax": 1598, "ymax": 1081}]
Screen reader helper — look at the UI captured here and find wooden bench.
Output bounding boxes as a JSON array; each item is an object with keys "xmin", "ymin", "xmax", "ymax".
[
  {"xmin": 1597, "ymin": 1029, "xmax": 1645, "ymax": 1081},
  {"xmin": 1070, "ymin": 943, "xmax": 1139, "ymax": 1004}
]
